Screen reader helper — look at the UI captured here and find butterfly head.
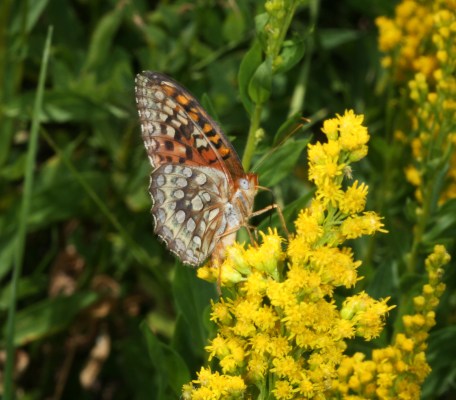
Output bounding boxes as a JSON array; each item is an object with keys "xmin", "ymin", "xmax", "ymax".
[
  {"xmin": 236, "ymin": 173, "xmax": 258, "ymax": 192},
  {"xmin": 231, "ymin": 173, "xmax": 258, "ymax": 218}
]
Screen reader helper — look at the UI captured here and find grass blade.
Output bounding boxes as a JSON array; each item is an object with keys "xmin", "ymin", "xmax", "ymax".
[{"xmin": 4, "ymin": 25, "xmax": 53, "ymax": 400}]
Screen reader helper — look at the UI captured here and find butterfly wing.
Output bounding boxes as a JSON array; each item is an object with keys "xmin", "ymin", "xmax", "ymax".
[
  {"xmin": 135, "ymin": 71, "xmax": 246, "ymax": 182},
  {"xmin": 135, "ymin": 71, "xmax": 246, "ymax": 265},
  {"xmin": 149, "ymin": 164, "xmax": 230, "ymax": 266}
]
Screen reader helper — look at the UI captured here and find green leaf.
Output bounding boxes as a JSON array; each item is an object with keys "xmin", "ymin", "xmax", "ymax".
[
  {"xmin": 275, "ymin": 38, "xmax": 306, "ymax": 74},
  {"xmin": 0, "ymin": 235, "xmax": 15, "ymax": 280},
  {"xmin": 273, "ymin": 109, "xmax": 325, "ymax": 146},
  {"xmin": 11, "ymin": 291, "xmax": 99, "ymax": 345},
  {"xmin": 238, "ymin": 40, "xmax": 262, "ymax": 114},
  {"xmin": 248, "ymin": 57, "xmax": 273, "ymax": 104},
  {"xmin": 10, "ymin": 0, "xmax": 49, "ymax": 34},
  {"xmin": 366, "ymin": 260, "xmax": 398, "ymax": 299},
  {"xmin": 423, "ymin": 326, "xmax": 456, "ymax": 398},
  {"xmin": 0, "ymin": 275, "xmax": 47, "ymax": 310},
  {"xmin": 83, "ymin": 6, "xmax": 125, "ymax": 73},
  {"xmin": 319, "ymin": 28, "xmax": 360, "ymax": 50},
  {"xmin": 256, "ymin": 138, "xmax": 310, "ymax": 187},
  {"xmin": 201, "ymin": 92, "xmax": 219, "ymax": 122},
  {"xmin": 141, "ymin": 322, "xmax": 190, "ymax": 398},
  {"xmin": 273, "ymin": 112, "xmax": 304, "ymax": 146},
  {"xmin": 254, "ymin": 12, "xmax": 269, "ymax": 50},
  {"xmin": 423, "ymin": 198, "xmax": 456, "ymax": 243},
  {"xmin": 172, "ymin": 265, "xmax": 216, "ymax": 352},
  {"xmin": 223, "ymin": 9, "xmax": 246, "ymax": 43}
]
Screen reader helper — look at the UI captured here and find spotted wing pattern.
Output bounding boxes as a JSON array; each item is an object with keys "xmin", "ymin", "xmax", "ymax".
[
  {"xmin": 149, "ymin": 164, "xmax": 229, "ymax": 265},
  {"xmin": 135, "ymin": 71, "xmax": 251, "ymax": 266}
]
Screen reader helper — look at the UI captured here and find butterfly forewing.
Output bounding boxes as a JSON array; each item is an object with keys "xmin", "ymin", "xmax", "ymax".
[
  {"xmin": 135, "ymin": 72, "xmax": 244, "ymax": 179},
  {"xmin": 135, "ymin": 71, "xmax": 257, "ymax": 266}
]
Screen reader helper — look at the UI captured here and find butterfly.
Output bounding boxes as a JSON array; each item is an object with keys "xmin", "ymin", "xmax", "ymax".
[{"xmin": 135, "ymin": 71, "xmax": 259, "ymax": 267}]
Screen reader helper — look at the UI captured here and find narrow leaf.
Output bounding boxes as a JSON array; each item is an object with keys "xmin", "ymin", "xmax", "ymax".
[
  {"xmin": 248, "ymin": 57, "xmax": 273, "ymax": 104},
  {"xmin": 256, "ymin": 138, "xmax": 310, "ymax": 187},
  {"xmin": 238, "ymin": 40, "xmax": 262, "ymax": 114},
  {"xmin": 141, "ymin": 322, "xmax": 190, "ymax": 398}
]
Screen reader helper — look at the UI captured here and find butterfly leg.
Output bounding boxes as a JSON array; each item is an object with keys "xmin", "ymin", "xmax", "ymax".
[{"xmin": 250, "ymin": 203, "xmax": 290, "ymax": 238}]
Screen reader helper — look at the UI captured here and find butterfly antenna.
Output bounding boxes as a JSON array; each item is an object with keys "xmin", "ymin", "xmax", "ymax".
[
  {"xmin": 252, "ymin": 116, "xmax": 310, "ymax": 173},
  {"xmin": 253, "ymin": 185, "xmax": 290, "ymax": 238}
]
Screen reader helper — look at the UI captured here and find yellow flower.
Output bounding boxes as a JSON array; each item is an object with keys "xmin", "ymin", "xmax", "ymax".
[
  {"xmin": 206, "ymin": 334, "xmax": 229, "ymax": 360},
  {"xmin": 249, "ymin": 332, "xmax": 270, "ymax": 355},
  {"xmin": 310, "ymin": 247, "xmax": 360, "ymax": 288},
  {"xmin": 321, "ymin": 117, "xmax": 340, "ymax": 140},
  {"xmin": 376, "ymin": 16, "xmax": 402, "ymax": 51},
  {"xmin": 295, "ymin": 208, "xmax": 324, "ymax": 244},
  {"xmin": 396, "ymin": 333, "xmax": 414, "ymax": 352},
  {"xmin": 266, "ymin": 279, "xmax": 298, "ymax": 309},
  {"xmin": 340, "ymin": 212, "xmax": 387, "ymax": 239},
  {"xmin": 246, "ymin": 229, "xmax": 284, "ymax": 276},
  {"xmin": 341, "ymin": 292, "xmax": 394, "ymax": 340},
  {"xmin": 268, "ymin": 335, "xmax": 292, "ymax": 358},
  {"xmin": 405, "ymin": 165, "xmax": 421, "ymax": 186},
  {"xmin": 337, "ymin": 110, "xmax": 370, "ymax": 151},
  {"xmin": 241, "ymin": 271, "xmax": 268, "ymax": 298},
  {"xmin": 308, "ymin": 152, "xmax": 345, "ymax": 185},
  {"xmin": 247, "ymin": 353, "xmax": 268, "ymax": 382},
  {"xmin": 272, "ymin": 380, "xmax": 296, "ymax": 400},
  {"xmin": 297, "ymin": 375, "xmax": 315, "ymax": 397},
  {"xmin": 286, "ymin": 235, "xmax": 311, "ymax": 264},
  {"xmin": 210, "ymin": 298, "xmax": 233, "ymax": 325},
  {"xmin": 271, "ymin": 355, "xmax": 302, "ymax": 380},
  {"xmin": 255, "ymin": 305, "xmax": 279, "ymax": 331},
  {"xmin": 183, "ymin": 110, "xmax": 450, "ymax": 400},
  {"xmin": 339, "ymin": 180, "xmax": 368, "ymax": 215},
  {"xmin": 189, "ymin": 367, "xmax": 246, "ymax": 399},
  {"xmin": 315, "ymin": 180, "xmax": 345, "ymax": 207}
]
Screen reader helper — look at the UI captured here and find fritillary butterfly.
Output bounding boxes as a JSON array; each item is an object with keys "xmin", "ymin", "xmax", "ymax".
[{"xmin": 135, "ymin": 71, "xmax": 258, "ymax": 266}]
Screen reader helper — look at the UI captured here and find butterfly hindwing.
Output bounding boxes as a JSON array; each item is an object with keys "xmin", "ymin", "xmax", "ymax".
[{"xmin": 149, "ymin": 164, "xmax": 229, "ymax": 265}]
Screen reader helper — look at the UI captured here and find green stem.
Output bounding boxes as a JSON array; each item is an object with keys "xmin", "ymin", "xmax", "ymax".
[
  {"xmin": 4, "ymin": 26, "xmax": 53, "ymax": 400},
  {"xmin": 406, "ymin": 199, "xmax": 429, "ymax": 274},
  {"xmin": 270, "ymin": 3, "xmax": 297, "ymax": 61},
  {"xmin": 288, "ymin": 0, "xmax": 319, "ymax": 116},
  {"xmin": 242, "ymin": 103, "xmax": 263, "ymax": 171},
  {"xmin": 243, "ymin": 1, "xmax": 306, "ymax": 170},
  {"xmin": 364, "ymin": 54, "xmax": 404, "ymax": 273}
]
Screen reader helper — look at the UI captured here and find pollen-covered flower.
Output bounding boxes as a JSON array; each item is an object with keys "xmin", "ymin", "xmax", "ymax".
[
  {"xmin": 320, "ymin": 110, "xmax": 370, "ymax": 153},
  {"xmin": 183, "ymin": 367, "xmax": 246, "ymax": 400},
  {"xmin": 294, "ymin": 209, "xmax": 324, "ymax": 244},
  {"xmin": 341, "ymin": 292, "xmax": 394, "ymax": 340},
  {"xmin": 340, "ymin": 212, "xmax": 387, "ymax": 239},
  {"xmin": 337, "ymin": 110, "xmax": 370, "ymax": 152},
  {"xmin": 339, "ymin": 180, "xmax": 368, "ymax": 215}
]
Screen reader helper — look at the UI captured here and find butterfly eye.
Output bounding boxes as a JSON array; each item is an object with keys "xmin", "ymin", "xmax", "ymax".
[{"xmin": 238, "ymin": 178, "xmax": 250, "ymax": 190}]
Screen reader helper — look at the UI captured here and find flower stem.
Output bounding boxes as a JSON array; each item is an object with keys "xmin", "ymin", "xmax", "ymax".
[{"xmin": 242, "ymin": 102, "xmax": 263, "ymax": 171}]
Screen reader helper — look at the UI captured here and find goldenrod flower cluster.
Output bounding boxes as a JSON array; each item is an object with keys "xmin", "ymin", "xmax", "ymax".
[
  {"xmin": 183, "ymin": 111, "xmax": 398, "ymax": 399},
  {"xmin": 377, "ymin": 0, "xmax": 456, "ymax": 203},
  {"xmin": 335, "ymin": 245, "xmax": 450, "ymax": 399},
  {"xmin": 375, "ymin": 0, "xmax": 455, "ymax": 79}
]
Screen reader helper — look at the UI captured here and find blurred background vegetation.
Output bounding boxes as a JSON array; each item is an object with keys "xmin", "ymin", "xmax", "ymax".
[{"xmin": 1, "ymin": 0, "xmax": 455, "ymax": 399}]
